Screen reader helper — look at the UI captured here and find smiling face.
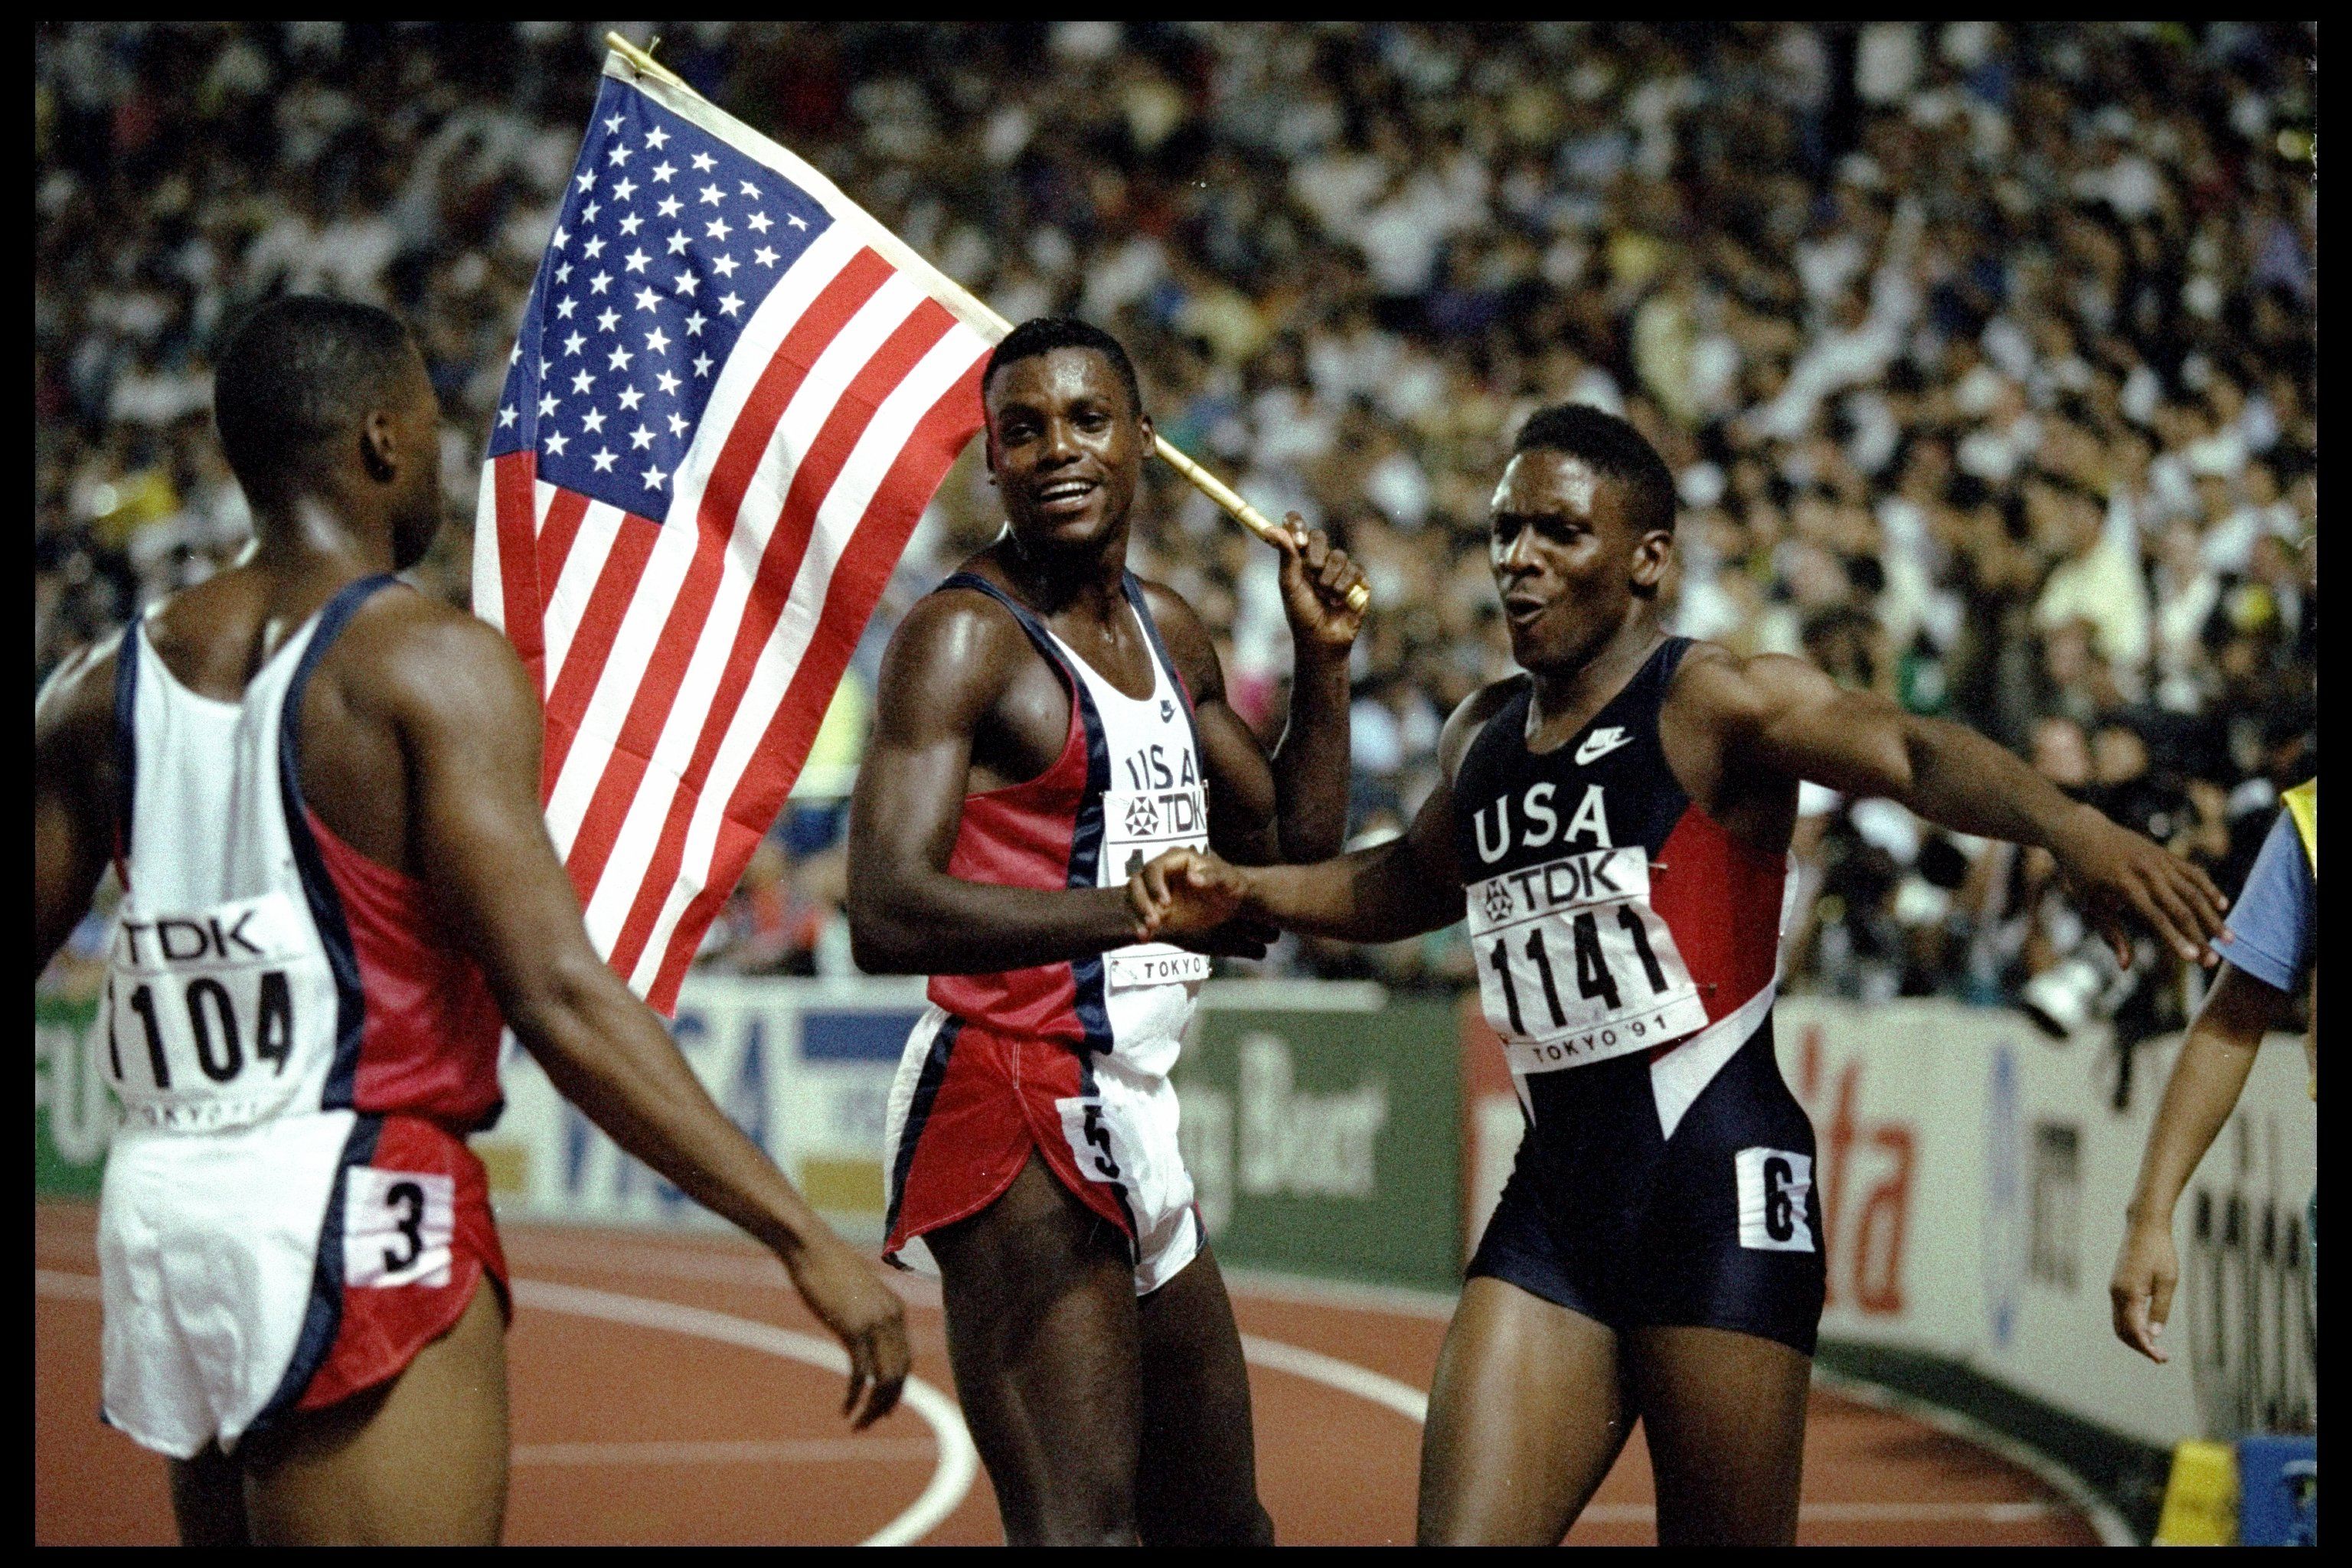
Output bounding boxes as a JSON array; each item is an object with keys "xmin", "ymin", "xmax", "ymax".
[
  {"xmin": 1488, "ymin": 449, "xmax": 1672, "ymax": 675},
  {"xmin": 984, "ymin": 347, "xmax": 1150, "ymax": 560}
]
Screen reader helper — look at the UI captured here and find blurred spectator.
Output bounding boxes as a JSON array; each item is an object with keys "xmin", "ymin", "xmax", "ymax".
[{"xmin": 36, "ymin": 21, "xmax": 2315, "ymax": 1008}]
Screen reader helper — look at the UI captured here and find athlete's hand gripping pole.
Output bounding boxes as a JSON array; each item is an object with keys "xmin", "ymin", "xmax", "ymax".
[{"xmin": 603, "ymin": 31, "xmax": 1367, "ymax": 619}]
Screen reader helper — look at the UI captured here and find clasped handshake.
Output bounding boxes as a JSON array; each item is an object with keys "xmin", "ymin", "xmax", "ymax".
[{"xmin": 1125, "ymin": 848, "xmax": 1256, "ymax": 949}]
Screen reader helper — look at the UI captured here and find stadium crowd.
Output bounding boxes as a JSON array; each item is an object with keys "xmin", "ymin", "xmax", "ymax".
[{"xmin": 35, "ymin": 22, "xmax": 2317, "ymax": 1045}]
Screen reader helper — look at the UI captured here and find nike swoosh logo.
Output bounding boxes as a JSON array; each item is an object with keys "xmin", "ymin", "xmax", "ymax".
[{"xmin": 1575, "ymin": 727, "xmax": 1632, "ymax": 766}]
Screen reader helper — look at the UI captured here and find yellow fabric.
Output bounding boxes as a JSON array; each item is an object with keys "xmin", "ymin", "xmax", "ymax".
[
  {"xmin": 2283, "ymin": 779, "xmax": 2316, "ymax": 874},
  {"xmin": 2280, "ymin": 779, "xmax": 2316, "ymax": 1099}
]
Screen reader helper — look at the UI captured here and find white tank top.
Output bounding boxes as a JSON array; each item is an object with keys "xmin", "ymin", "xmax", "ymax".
[
  {"xmin": 1044, "ymin": 603, "xmax": 1210, "ymax": 1071},
  {"xmin": 103, "ymin": 585, "xmax": 371, "ymax": 1134}
]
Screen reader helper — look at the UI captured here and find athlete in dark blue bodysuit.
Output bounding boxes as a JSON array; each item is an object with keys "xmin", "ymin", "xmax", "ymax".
[{"xmin": 1131, "ymin": 405, "xmax": 2228, "ymax": 1545}]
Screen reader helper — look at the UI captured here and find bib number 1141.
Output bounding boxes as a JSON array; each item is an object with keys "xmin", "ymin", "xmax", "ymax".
[{"xmin": 1486, "ymin": 903, "xmax": 1670, "ymax": 1036}]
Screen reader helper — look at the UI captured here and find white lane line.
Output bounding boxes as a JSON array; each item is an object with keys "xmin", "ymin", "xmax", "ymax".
[
  {"xmin": 514, "ymin": 1437, "xmax": 935, "ymax": 1468},
  {"xmin": 511, "ymin": 1279, "xmax": 977, "ymax": 1547},
  {"xmin": 1238, "ymin": 1335, "xmax": 1429, "ymax": 1424},
  {"xmin": 34, "ymin": 1269, "xmax": 975, "ymax": 1547},
  {"xmin": 1579, "ymin": 1501, "xmax": 2063, "ymax": 1524}
]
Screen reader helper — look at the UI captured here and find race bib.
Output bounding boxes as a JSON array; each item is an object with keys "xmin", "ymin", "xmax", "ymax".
[
  {"xmin": 103, "ymin": 890, "xmax": 333, "ymax": 1131},
  {"xmin": 1099, "ymin": 786, "xmax": 1212, "ymax": 991},
  {"xmin": 1465, "ymin": 848, "xmax": 1710, "ymax": 1073}
]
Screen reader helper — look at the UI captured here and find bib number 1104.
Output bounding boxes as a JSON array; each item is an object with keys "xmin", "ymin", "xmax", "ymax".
[{"xmin": 111, "ymin": 971, "xmax": 296, "ymax": 1091}]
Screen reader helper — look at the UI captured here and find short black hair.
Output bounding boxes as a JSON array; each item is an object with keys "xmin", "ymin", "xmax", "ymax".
[
  {"xmin": 982, "ymin": 316, "xmax": 1144, "ymax": 418},
  {"xmin": 213, "ymin": 295, "xmax": 419, "ymax": 495},
  {"xmin": 1511, "ymin": 403, "xmax": 1677, "ymax": 537}
]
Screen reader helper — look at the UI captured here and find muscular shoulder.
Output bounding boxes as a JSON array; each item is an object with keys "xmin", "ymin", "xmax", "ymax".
[
  {"xmin": 326, "ymin": 584, "xmax": 541, "ymax": 736},
  {"xmin": 1437, "ymin": 675, "xmax": 1527, "ymax": 780},
  {"xmin": 34, "ymin": 631, "xmax": 123, "ymax": 759},
  {"xmin": 1133, "ymin": 577, "xmax": 1223, "ymax": 703},
  {"xmin": 871, "ymin": 586, "xmax": 1029, "ymax": 736},
  {"xmin": 1664, "ymin": 641, "xmax": 1833, "ymax": 735}
]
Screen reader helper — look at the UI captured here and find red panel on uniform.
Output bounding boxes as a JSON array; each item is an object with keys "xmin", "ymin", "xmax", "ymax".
[
  {"xmin": 1648, "ymin": 804, "xmax": 1785, "ymax": 1024},
  {"xmin": 923, "ymin": 684, "xmax": 1093, "ymax": 1044},
  {"xmin": 884, "ymin": 1024, "xmax": 1130, "ymax": 1254},
  {"xmin": 306, "ymin": 810, "xmax": 505, "ymax": 1131},
  {"xmin": 298, "ymin": 1115, "xmax": 508, "ymax": 1413}
]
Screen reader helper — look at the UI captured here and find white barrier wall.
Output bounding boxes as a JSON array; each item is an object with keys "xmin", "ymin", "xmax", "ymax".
[
  {"xmin": 477, "ymin": 975, "xmax": 929, "ymax": 1248},
  {"xmin": 1767, "ymin": 998, "xmax": 2313, "ymax": 1449}
]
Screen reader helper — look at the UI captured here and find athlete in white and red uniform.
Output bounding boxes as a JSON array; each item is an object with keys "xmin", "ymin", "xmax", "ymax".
[
  {"xmin": 1134, "ymin": 403, "xmax": 2228, "ymax": 1547},
  {"xmin": 848, "ymin": 318, "xmax": 1366, "ymax": 1545},
  {"xmin": 884, "ymin": 564, "xmax": 1214, "ymax": 1289},
  {"xmin": 34, "ymin": 296, "xmax": 906, "ymax": 1544}
]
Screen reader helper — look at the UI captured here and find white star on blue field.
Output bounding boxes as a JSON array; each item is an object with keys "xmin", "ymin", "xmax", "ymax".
[{"xmin": 492, "ymin": 78, "xmax": 831, "ymax": 515}]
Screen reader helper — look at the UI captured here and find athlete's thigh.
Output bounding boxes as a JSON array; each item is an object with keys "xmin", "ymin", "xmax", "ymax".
[
  {"xmin": 1132, "ymin": 1245, "xmax": 1272, "ymax": 1546},
  {"xmin": 240, "ymin": 1276, "xmax": 508, "ymax": 1546},
  {"xmin": 1417, "ymin": 1276, "xmax": 1631, "ymax": 1546},
  {"xmin": 168, "ymin": 1443, "xmax": 250, "ymax": 1547},
  {"xmin": 1624, "ymin": 1323, "xmax": 1810, "ymax": 1547},
  {"xmin": 928, "ymin": 1150, "xmax": 1145, "ymax": 1545}
]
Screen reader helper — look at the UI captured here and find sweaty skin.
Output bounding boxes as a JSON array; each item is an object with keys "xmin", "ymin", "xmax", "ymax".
[
  {"xmin": 847, "ymin": 344, "xmax": 1366, "ymax": 975},
  {"xmin": 34, "ymin": 339, "xmax": 908, "ymax": 1544},
  {"xmin": 1129, "ymin": 444, "xmax": 2230, "ymax": 1547},
  {"xmin": 844, "ymin": 342, "xmax": 1365, "ymax": 1546}
]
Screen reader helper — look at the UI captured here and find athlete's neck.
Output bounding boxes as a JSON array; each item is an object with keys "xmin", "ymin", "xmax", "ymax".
[
  {"xmin": 992, "ymin": 524, "xmax": 1130, "ymax": 622},
  {"xmin": 249, "ymin": 492, "xmax": 400, "ymax": 584},
  {"xmin": 1524, "ymin": 606, "xmax": 1666, "ymax": 743}
]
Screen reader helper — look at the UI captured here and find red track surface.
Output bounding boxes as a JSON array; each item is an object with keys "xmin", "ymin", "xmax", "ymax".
[{"xmin": 34, "ymin": 1200, "xmax": 2098, "ymax": 1545}]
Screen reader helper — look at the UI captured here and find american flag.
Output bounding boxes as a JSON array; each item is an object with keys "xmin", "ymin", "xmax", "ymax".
[{"xmin": 476, "ymin": 54, "xmax": 999, "ymax": 1012}]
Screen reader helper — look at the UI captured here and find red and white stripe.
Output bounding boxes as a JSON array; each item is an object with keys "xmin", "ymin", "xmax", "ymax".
[{"xmin": 476, "ymin": 64, "xmax": 1000, "ymax": 1013}]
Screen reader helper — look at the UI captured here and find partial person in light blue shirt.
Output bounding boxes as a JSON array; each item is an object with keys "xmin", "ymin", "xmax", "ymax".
[
  {"xmin": 2210, "ymin": 801, "xmax": 2316, "ymax": 1001},
  {"xmin": 2110, "ymin": 780, "xmax": 2315, "ymax": 1363}
]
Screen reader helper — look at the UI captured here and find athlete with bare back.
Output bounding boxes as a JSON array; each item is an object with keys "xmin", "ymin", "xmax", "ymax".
[
  {"xmin": 31, "ymin": 296, "xmax": 908, "ymax": 1545},
  {"xmin": 1129, "ymin": 404, "xmax": 2230, "ymax": 1545},
  {"xmin": 846, "ymin": 317, "xmax": 1366, "ymax": 1544}
]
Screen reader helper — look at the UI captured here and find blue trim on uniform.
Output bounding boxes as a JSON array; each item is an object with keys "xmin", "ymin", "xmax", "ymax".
[
  {"xmin": 251, "ymin": 1112, "xmax": 383, "ymax": 1428},
  {"xmin": 278, "ymin": 574, "xmax": 400, "ymax": 1110},
  {"xmin": 1122, "ymin": 571, "xmax": 1204, "ymax": 759},
  {"xmin": 882, "ymin": 1014, "xmax": 962, "ymax": 1259},
  {"xmin": 111, "ymin": 616, "xmax": 142, "ymax": 866},
  {"xmin": 1062, "ymin": 679, "xmax": 1117, "ymax": 1056}
]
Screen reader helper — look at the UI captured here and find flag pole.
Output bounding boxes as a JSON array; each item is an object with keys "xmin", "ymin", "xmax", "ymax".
[{"xmin": 603, "ymin": 32, "xmax": 1367, "ymax": 613}]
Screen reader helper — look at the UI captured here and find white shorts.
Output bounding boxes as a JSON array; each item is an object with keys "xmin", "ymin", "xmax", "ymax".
[{"xmin": 97, "ymin": 1110, "xmax": 504, "ymax": 1459}]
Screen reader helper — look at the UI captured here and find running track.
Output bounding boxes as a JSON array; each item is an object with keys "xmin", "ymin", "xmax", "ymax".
[{"xmin": 34, "ymin": 1201, "xmax": 2104, "ymax": 1545}]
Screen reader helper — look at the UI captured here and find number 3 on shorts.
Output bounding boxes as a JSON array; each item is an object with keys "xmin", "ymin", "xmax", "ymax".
[{"xmin": 344, "ymin": 1168, "xmax": 457, "ymax": 1287}]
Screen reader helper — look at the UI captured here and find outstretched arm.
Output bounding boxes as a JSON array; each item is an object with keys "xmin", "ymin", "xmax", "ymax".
[
  {"xmin": 1681, "ymin": 652, "xmax": 2228, "ymax": 966},
  {"xmin": 1131, "ymin": 682, "xmax": 1503, "ymax": 946},
  {"xmin": 1135, "ymin": 777, "xmax": 1462, "ymax": 946},
  {"xmin": 33, "ymin": 641, "xmax": 120, "ymax": 979},
  {"xmin": 2109, "ymin": 963, "xmax": 2292, "ymax": 1361},
  {"xmin": 384, "ymin": 612, "xmax": 908, "ymax": 1426},
  {"xmin": 1150, "ymin": 519, "xmax": 1366, "ymax": 865}
]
